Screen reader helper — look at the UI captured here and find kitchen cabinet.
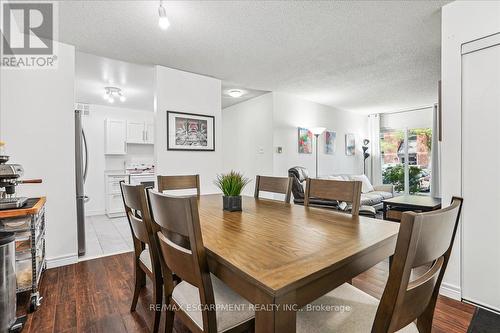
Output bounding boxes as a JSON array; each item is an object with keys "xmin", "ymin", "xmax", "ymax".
[
  {"xmin": 126, "ymin": 121, "xmax": 154, "ymax": 144},
  {"xmin": 105, "ymin": 174, "xmax": 129, "ymax": 218},
  {"xmin": 127, "ymin": 121, "xmax": 146, "ymax": 144},
  {"xmin": 105, "ymin": 119, "xmax": 127, "ymax": 155},
  {"xmin": 145, "ymin": 122, "xmax": 154, "ymax": 144}
]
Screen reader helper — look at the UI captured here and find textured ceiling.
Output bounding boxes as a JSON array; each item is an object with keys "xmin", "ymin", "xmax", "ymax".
[{"xmin": 59, "ymin": 1, "xmax": 449, "ymax": 114}]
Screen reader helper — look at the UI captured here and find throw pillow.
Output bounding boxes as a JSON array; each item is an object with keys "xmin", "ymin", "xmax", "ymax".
[{"xmin": 350, "ymin": 174, "xmax": 374, "ymax": 193}]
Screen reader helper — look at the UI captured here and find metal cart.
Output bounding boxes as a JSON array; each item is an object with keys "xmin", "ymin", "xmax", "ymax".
[{"xmin": 0, "ymin": 197, "xmax": 46, "ymax": 312}]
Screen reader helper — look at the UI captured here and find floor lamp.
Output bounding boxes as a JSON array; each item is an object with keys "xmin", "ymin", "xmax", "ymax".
[
  {"xmin": 311, "ymin": 127, "xmax": 326, "ymax": 178},
  {"xmin": 362, "ymin": 139, "xmax": 370, "ymax": 175}
]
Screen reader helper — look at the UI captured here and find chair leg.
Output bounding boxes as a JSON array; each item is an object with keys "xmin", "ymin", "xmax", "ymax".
[
  {"xmin": 131, "ymin": 265, "xmax": 146, "ymax": 312},
  {"xmin": 152, "ymin": 276, "xmax": 163, "ymax": 333},
  {"xmin": 416, "ymin": 296, "xmax": 438, "ymax": 333},
  {"xmin": 164, "ymin": 307, "xmax": 175, "ymax": 333},
  {"xmin": 163, "ymin": 279, "xmax": 175, "ymax": 333}
]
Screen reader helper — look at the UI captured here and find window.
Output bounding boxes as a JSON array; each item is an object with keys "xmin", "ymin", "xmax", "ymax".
[{"xmin": 379, "ymin": 109, "xmax": 433, "ymax": 195}]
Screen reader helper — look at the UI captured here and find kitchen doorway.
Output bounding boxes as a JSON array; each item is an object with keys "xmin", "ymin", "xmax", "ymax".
[{"xmin": 74, "ymin": 52, "xmax": 155, "ymax": 261}]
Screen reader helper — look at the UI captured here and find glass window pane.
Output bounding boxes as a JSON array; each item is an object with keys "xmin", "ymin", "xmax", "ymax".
[
  {"xmin": 408, "ymin": 128, "xmax": 432, "ymax": 195},
  {"xmin": 380, "ymin": 129, "xmax": 405, "ymax": 194}
]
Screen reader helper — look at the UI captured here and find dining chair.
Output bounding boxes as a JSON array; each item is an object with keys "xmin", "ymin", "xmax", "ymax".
[
  {"xmin": 120, "ymin": 182, "xmax": 163, "ymax": 333},
  {"xmin": 157, "ymin": 174, "xmax": 200, "ymax": 196},
  {"xmin": 304, "ymin": 178, "xmax": 362, "ymax": 216},
  {"xmin": 297, "ymin": 196, "xmax": 464, "ymax": 333},
  {"xmin": 254, "ymin": 175, "xmax": 293, "ymax": 203},
  {"xmin": 147, "ymin": 190, "xmax": 255, "ymax": 333}
]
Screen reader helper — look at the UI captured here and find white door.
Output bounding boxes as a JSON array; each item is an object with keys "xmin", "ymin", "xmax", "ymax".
[
  {"xmin": 127, "ymin": 121, "xmax": 145, "ymax": 143},
  {"xmin": 462, "ymin": 36, "xmax": 500, "ymax": 311},
  {"xmin": 145, "ymin": 122, "xmax": 155, "ymax": 144},
  {"xmin": 105, "ymin": 119, "xmax": 127, "ymax": 155}
]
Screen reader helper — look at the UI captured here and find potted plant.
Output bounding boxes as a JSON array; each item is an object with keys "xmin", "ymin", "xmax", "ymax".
[{"xmin": 214, "ymin": 171, "xmax": 251, "ymax": 211}]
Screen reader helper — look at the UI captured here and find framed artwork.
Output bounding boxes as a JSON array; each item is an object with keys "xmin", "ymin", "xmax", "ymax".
[
  {"xmin": 345, "ymin": 133, "xmax": 355, "ymax": 156},
  {"xmin": 298, "ymin": 127, "xmax": 312, "ymax": 154},
  {"xmin": 167, "ymin": 111, "xmax": 215, "ymax": 151},
  {"xmin": 324, "ymin": 130, "xmax": 336, "ymax": 154}
]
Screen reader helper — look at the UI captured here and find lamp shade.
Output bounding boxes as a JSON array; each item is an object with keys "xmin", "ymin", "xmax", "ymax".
[{"xmin": 310, "ymin": 127, "xmax": 326, "ymax": 135}]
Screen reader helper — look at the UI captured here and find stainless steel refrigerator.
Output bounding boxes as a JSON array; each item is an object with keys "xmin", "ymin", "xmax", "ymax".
[{"xmin": 75, "ymin": 109, "xmax": 89, "ymax": 256}]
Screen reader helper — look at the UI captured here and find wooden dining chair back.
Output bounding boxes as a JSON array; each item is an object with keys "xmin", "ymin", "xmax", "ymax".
[
  {"xmin": 120, "ymin": 182, "xmax": 163, "ymax": 333},
  {"xmin": 157, "ymin": 174, "xmax": 200, "ymax": 196},
  {"xmin": 304, "ymin": 178, "xmax": 362, "ymax": 215},
  {"xmin": 373, "ymin": 197, "xmax": 464, "ymax": 333},
  {"xmin": 254, "ymin": 175, "xmax": 293, "ymax": 203},
  {"xmin": 147, "ymin": 190, "xmax": 217, "ymax": 332}
]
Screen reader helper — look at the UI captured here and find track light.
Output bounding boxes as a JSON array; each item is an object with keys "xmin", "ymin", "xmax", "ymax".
[
  {"xmin": 158, "ymin": 2, "xmax": 170, "ymax": 30},
  {"xmin": 104, "ymin": 87, "xmax": 125, "ymax": 104}
]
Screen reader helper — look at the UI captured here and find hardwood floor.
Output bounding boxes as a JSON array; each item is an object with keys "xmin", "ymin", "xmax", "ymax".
[{"xmin": 18, "ymin": 252, "xmax": 475, "ymax": 333}]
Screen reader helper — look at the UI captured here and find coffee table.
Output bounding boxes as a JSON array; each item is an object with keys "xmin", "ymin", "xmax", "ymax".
[{"xmin": 382, "ymin": 195, "xmax": 442, "ymax": 222}]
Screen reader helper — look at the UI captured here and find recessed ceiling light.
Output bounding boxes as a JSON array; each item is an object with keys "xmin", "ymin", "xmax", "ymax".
[
  {"xmin": 158, "ymin": 1, "xmax": 170, "ymax": 30},
  {"xmin": 227, "ymin": 89, "xmax": 244, "ymax": 98}
]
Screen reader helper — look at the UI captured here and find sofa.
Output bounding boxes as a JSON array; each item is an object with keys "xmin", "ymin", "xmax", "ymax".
[
  {"xmin": 288, "ymin": 166, "xmax": 394, "ymax": 212},
  {"xmin": 324, "ymin": 174, "xmax": 394, "ymax": 211}
]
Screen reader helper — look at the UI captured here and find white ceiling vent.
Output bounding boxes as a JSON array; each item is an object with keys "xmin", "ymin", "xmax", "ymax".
[{"xmin": 75, "ymin": 103, "xmax": 90, "ymax": 116}]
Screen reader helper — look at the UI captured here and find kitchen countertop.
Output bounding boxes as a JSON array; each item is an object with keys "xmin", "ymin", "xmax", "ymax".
[
  {"xmin": 104, "ymin": 170, "xmax": 128, "ymax": 176},
  {"xmin": 105, "ymin": 170, "xmax": 155, "ymax": 177}
]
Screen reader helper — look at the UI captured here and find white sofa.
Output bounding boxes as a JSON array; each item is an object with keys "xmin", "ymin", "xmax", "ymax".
[{"xmin": 324, "ymin": 174, "xmax": 394, "ymax": 211}]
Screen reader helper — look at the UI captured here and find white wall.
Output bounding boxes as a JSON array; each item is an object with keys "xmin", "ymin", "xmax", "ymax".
[
  {"xmin": 81, "ymin": 104, "xmax": 154, "ymax": 215},
  {"xmin": 221, "ymin": 92, "xmax": 370, "ymax": 197},
  {"xmin": 154, "ymin": 66, "xmax": 222, "ymax": 193},
  {"xmin": 0, "ymin": 42, "xmax": 78, "ymax": 268},
  {"xmin": 273, "ymin": 93, "xmax": 369, "ymax": 178},
  {"xmin": 222, "ymin": 93, "xmax": 274, "ymax": 196},
  {"xmin": 441, "ymin": 0, "xmax": 500, "ymax": 300}
]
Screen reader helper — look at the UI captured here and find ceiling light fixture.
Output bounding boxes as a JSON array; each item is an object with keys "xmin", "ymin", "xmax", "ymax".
[
  {"xmin": 227, "ymin": 89, "xmax": 244, "ymax": 98},
  {"xmin": 158, "ymin": 1, "xmax": 170, "ymax": 30},
  {"xmin": 103, "ymin": 86, "xmax": 126, "ymax": 104}
]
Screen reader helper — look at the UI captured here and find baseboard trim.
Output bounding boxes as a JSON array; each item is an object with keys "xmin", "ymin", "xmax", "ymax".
[
  {"xmin": 46, "ymin": 253, "xmax": 78, "ymax": 269},
  {"xmin": 78, "ymin": 249, "xmax": 133, "ymax": 263},
  {"xmin": 440, "ymin": 282, "xmax": 461, "ymax": 300}
]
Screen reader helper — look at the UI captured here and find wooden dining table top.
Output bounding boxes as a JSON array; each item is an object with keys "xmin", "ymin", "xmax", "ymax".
[{"xmin": 197, "ymin": 194, "xmax": 400, "ymax": 296}]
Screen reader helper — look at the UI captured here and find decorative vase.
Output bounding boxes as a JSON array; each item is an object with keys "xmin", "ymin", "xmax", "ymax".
[{"xmin": 223, "ymin": 196, "xmax": 242, "ymax": 212}]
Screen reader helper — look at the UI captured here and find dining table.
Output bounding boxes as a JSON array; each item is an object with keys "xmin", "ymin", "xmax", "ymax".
[{"xmin": 197, "ymin": 194, "xmax": 400, "ymax": 333}]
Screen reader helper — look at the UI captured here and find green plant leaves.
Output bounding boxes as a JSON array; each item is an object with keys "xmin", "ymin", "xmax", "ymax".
[{"xmin": 214, "ymin": 170, "xmax": 251, "ymax": 196}]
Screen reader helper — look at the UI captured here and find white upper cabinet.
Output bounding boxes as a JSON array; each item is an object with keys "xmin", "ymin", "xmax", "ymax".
[
  {"xmin": 127, "ymin": 121, "xmax": 146, "ymax": 144},
  {"xmin": 145, "ymin": 122, "xmax": 154, "ymax": 144},
  {"xmin": 105, "ymin": 119, "xmax": 127, "ymax": 155},
  {"xmin": 126, "ymin": 121, "xmax": 154, "ymax": 144}
]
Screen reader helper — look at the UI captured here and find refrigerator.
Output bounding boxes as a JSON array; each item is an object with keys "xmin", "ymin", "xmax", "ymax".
[{"xmin": 75, "ymin": 109, "xmax": 89, "ymax": 256}]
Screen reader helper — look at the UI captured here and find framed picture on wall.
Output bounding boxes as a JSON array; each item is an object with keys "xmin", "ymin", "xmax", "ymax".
[
  {"xmin": 167, "ymin": 111, "xmax": 215, "ymax": 151},
  {"xmin": 298, "ymin": 127, "xmax": 313, "ymax": 154},
  {"xmin": 345, "ymin": 133, "xmax": 355, "ymax": 156},
  {"xmin": 324, "ymin": 130, "xmax": 336, "ymax": 154}
]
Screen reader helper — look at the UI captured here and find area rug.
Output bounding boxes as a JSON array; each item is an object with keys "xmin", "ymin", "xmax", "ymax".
[{"xmin": 467, "ymin": 307, "xmax": 500, "ymax": 333}]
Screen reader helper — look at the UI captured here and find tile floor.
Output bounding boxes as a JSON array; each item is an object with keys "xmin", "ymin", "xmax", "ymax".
[{"xmin": 79, "ymin": 214, "xmax": 134, "ymax": 261}]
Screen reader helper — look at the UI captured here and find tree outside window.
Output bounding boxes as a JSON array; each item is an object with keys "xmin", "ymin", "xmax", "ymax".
[{"xmin": 380, "ymin": 128, "xmax": 432, "ymax": 194}]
